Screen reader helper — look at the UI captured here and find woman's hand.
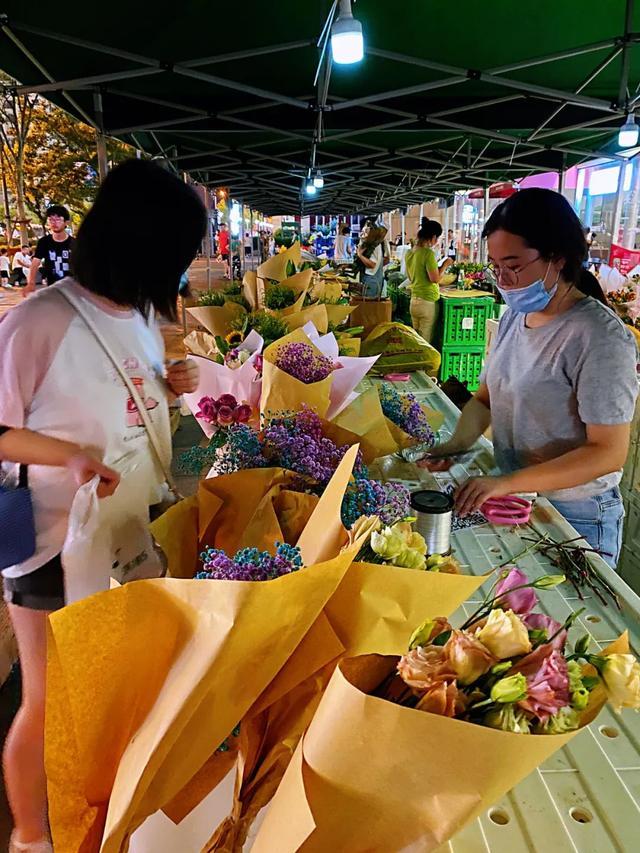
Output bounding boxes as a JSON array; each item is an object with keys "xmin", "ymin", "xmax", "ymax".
[
  {"xmin": 455, "ymin": 475, "xmax": 511, "ymax": 516},
  {"xmin": 66, "ymin": 453, "xmax": 121, "ymax": 498},
  {"xmin": 167, "ymin": 359, "xmax": 199, "ymax": 396},
  {"xmin": 417, "ymin": 441, "xmax": 467, "ymax": 472}
]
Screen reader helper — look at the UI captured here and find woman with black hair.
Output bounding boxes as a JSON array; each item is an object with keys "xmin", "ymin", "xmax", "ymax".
[
  {"xmin": 425, "ymin": 188, "xmax": 638, "ymax": 568},
  {"xmin": 0, "ymin": 159, "xmax": 206, "ymax": 853},
  {"xmin": 406, "ymin": 217, "xmax": 453, "ymax": 343}
]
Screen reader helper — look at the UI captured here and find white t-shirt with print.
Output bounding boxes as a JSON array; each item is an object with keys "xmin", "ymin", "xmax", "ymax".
[{"xmin": 0, "ymin": 278, "xmax": 171, "ymax": 578}]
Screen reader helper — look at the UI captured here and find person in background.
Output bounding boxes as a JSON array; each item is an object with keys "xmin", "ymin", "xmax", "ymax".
[
  {"xmin": 334, "ymin": 224, "xmax": 353, "ymax": 262},
  {"xmin": 0, "ymin": 247, "xmax": 11, "ymax": 288},
  {"xmin": 11, "ymin": 245, "xmax": 31, "ymax": 287},
  {"xmin": 24, "ymin": 206, "xmax": 74, "ymax": 297},
  {"xmin": 425, "ymin": 188, "xmax": 637, "ymax": 568},
  {"xmin": 0, "ymin": 159, "xmax": 206, "ymax": 853},
  {"xmin": 446, "ymin": 229, "xmax": 458, "ymax": 261},
  {"xmin": 406, "ymin": 217, "xmax": 453, "ymax": 344},
  {"xmin": 356, "ymin": 219, "xmax": 385, "ymax": 298},
  {"xmin": 218, "ymin": 222, "xmax": 230, "ymax": 278}
]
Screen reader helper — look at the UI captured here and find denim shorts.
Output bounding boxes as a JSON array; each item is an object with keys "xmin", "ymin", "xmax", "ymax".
[{"xmin": 549, "ymin": 487, "xmax": 625, "ymax": 569}]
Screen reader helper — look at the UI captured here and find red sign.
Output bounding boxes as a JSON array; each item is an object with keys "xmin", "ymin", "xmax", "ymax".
[{"xmin": 609, "ymin": 243, "xmax": 640, "ymax": 276}]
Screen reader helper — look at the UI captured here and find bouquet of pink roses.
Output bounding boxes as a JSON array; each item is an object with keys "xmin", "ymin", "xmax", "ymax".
[
  {"xmin": 185, "ymin": 329, "xmax": 263, "ymax": 436},
  {"xmin": 254, "ymin": 567, "xmax": 640, "ymax": 852}
]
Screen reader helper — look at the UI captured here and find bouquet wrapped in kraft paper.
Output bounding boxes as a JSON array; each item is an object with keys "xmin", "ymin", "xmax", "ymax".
[
  {"xmin": 187, "ymin": 301, "xmax": 247, "ymax": 337},
  {"xmin": 183, "ymin": 330, "xmax": 219, "ymax": 361},
  {"xmin": 362, "ymin": 321, "xmax": 441, "ymax": 375},
  {"xmin": 257, "ymin": 241, "xmax": 301, "ymax": 283},
  {"xmin": 260, "ymin": 326, "xmax": 378, "ymax": 421},
  {"xmin": 279, "ymin": 268, "xmax": 314, "ymax": 297},
  {"xmin": 310, "ymin": 276, "xmax": 343, "ymax": 303},
  {"xmin": 242, "ymin": 270, "xmax": 263, "ymax": 312},
  {"xmin": 254, "ymin": 633, "xmax": 633, "ymax": 853},
  {"xmin": 284, "ymin": 302, "xmax": 329, "ymax": 334},
  {"xmin": 197, "ymin": 513, "xmax": 486, "ymax": 852},
  {"xmin": 377, "ymin": 382, "xmax": 445, "ymax": 451},
  {"xmin": 45, "ymin": 447, "xmax": 362, "ymax": 853}
]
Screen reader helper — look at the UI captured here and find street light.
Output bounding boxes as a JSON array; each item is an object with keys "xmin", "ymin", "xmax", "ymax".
[
  {"xmin": 313, "ymin": 170, "xmax": 325, "ymax": 188},
  {"xmin": 619, "ymin": 114, "xmax": 639, "ymax": 148},
  {"xmin": 331, "ymin": 0, "xmax": 364, "ymax": 65},
  {"xmin": 305, "ymin": 180, "xmax": 317, "ymax": 196}
]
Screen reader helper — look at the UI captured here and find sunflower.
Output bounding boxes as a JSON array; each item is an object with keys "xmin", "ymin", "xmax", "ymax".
[{"xmin": 225, "ymin": 330, "xmax": 244, "ymax": 346}]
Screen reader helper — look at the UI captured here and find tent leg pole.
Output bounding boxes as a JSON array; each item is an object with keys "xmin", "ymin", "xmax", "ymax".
[{"xmin": 612, "ymin": 163, "xmax": 626, "ymax": 250}]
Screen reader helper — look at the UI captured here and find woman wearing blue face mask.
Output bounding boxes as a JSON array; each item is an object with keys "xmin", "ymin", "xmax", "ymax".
[{"xmin": 424, "ymin": 188, "xmax": 638, "ymax": 567}]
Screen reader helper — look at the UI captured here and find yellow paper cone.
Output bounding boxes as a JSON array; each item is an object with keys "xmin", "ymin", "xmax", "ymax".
[
  {"xmin": 255, "ymin": 636, "xmax": 630, "ymax": 852},
  {"xmin": 277, "ymin": 290, "xmax": 306, "ymax": 317},
  {"xmin": 324, "ymin": 303, "xmax": 355, "ymax": 327},
  {"xmin": 183, "ymin": 330, "xmax": 219, "ymax": 361},
  {"xmin": 46, "ymin": 449, "xmax": 362, "ymax": 853},
  {"xmin": 242, "ymin": 270, "xmax": 259, "ymax": 311},
  {"xmin": 311, "ymin": 278, "xmax": 343, "ymax": 302},
  {"xmin": 187, "ymin": 303, "xmax": 246, "ymax": 337},
  {"xmin": 325, "ymin": 386, "xmax": 399, "ymax": 463},
  {"xmin": 285, "ymin": 303, "xmax": 329, "ymax": 334},
  {"xmin": 260, "ymin": 328, "xmax": 334, "ymax": 420},
  {"xmin": 257, "ymin": 242, "xmax": 301, "ymax": 282},
  {"xmin": 336, "ymin": 335, "xmax": 361, "ymax": 356},
  {"xmin": 280, "ymin": 267, "xmax": 313, "ymax": 296},
  {"xmin": 384, "ymin": 401, "xmax": 446, "ymax": 450}
]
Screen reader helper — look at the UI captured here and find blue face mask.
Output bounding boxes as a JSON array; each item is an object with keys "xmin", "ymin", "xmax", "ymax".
[{"xmin": 497, "ymin": 263, "xmax": 558, "ymax": 313}]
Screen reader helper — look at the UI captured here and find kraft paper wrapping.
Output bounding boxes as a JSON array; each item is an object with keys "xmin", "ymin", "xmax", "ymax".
[
  {"xmin": 257, "ymin": 242, "xmax": 301, "ymax": 283},
  {"xmin": 150, "ymin": 468, "xmax": 319, "ymax": 575},
  {"xmin": 202, "ymin": 562, "xmax": 486, "ymax": 850},
  {"xmin": 336, "ymin": 335, "xmax": 361, "ymax": 356},
  {"xmin": 183, "ymin": 330, "xmax": 219, "ymax": 361},
  {"xmin": 254, "ymin": 635, "xmax": 630, "ymax": 853},
  {"xmin": 285, "ymin": 303, "xmax": 329, "ymax": 334},
  {"xmin": 46, "ymin": 447, "xmax": 361, "ymax": 853},
  {"xmin": 324, "ymin": 303, "xmax": 355, "ymax": 327},
  {"xmin": 324, "ymin": 562, "xmax": 487, "ymax": 657},
  {"xmin": 273, "ymin": 290, "xmax": 306, "ymax": 317},
  {"xmin": 279, "ymin": 268, "xmax": 314, "ymax": 296},
  {"xmin": 187, "ymin": 302, "xmax": 246, "ymax": 337},
  {"xmin": 322, "ymin": 387, "xmax": 399, "ymax": 463},
  {"xmin": 242, "ymin": 271, "xmax": 259, "ymax": 312},
  {"xmin": 260, "ymin": 329, "xmax": 334, "ymax": 420},
  {"xmin": 310, "ymin": 278, "xmax": 343, "ymax": 302}
]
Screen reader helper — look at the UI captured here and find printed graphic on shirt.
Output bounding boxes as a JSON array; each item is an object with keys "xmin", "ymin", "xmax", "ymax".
[
  {"xmin": 48, "ymin": 248, "xmax": 71, "ymax": 280},
  {"xmin": 126, "ymin": 376, "xmax": 159, "ymax": 428}
]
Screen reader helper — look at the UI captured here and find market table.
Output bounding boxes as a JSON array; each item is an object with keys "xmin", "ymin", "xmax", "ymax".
[
  {"xmin": 363, "ymin": 371, "xmax": 640, "ymax": 853},
  {"xmin": 132, "ymin": 373, "xmax": 640, "ymax": 853}
]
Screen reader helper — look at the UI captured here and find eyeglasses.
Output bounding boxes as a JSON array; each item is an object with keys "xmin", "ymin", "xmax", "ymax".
[{"xmin": 487, "ymin": 255, "xmax": 541, "ymax": 288}]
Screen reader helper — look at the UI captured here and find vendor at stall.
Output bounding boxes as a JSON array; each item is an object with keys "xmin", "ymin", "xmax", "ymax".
[
  {"xmin": 406, "ymin": 217, "xmax": 453, "ymax": 343},
  {"xmin": 425, "ymin": 189, "xmax": 638, "ymax": 567}
]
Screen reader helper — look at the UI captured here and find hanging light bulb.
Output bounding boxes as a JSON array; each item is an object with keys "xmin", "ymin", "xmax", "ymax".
[
  {"xmin": 305, "ymin": 180, "xmax": 317, "ymax": 196},
  {"xmin": 331, "ymin": 0, "xmax": 364, "ymax": 65},
  {"xmin": 313, "ymin": 169, "xmax": 324, "ymax": 188},
  {"xmin": 619, "ymin": 114, "xmax": 639, "ymax": 148}
]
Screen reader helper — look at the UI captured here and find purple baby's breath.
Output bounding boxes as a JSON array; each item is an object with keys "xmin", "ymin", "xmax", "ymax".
[{"xmin": 274, "ymin": 342, "xmax": 335, "ymax": 384}]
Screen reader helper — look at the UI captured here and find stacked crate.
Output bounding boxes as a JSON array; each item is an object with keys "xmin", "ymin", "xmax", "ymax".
[{"xmin": 437, "ymin": 296, "xmax": 496, "ymax": 391}]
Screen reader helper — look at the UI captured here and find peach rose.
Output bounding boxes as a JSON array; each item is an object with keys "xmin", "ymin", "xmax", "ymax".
[
  {"xmin": 415, "ymin": 680, "xmax": 462, "ymax": 717},
  {"xmin": 444, "ymin": 630, "xmax": 497, "ymax": 685},
  {"xmin": 397, "ymin": 645, "xmax": 455, "ymax": 691}
]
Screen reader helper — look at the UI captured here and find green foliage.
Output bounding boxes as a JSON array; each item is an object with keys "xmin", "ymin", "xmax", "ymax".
[
  {"xmin": 265, "ymin": 284, "xmax": 296, "ymax": 310},
  {"xmin": 197, "ymin": 290, "xmax": 226, "ymax": 307},
  {"xmin": 231, "ymin": 310, "xmax": 288, "ymax": 346}
]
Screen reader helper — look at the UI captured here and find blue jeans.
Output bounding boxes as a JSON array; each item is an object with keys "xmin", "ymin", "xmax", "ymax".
[{"xmin": 549, "ymin": 487, "xmax": 625, "ymax": 569}]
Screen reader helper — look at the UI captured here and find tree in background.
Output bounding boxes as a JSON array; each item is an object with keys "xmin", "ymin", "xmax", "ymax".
[
  {"xmin": 0, "ymin": 80, "xmax": 38, "ymax": 244},
  {"xmin": 0, "ymin": 73, "xmax": 133, "ymax": 243}
]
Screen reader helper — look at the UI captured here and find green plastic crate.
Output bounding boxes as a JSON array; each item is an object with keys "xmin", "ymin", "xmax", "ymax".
[
  {"xmin": 439, "ymin": 347, "xmax": 485, "ymax": 391},
  {"xmin": 440, "ymin": 297, "xmax": 495, "ymax": 347}
]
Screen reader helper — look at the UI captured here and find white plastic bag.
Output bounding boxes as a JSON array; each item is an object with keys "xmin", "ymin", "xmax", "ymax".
[{"xmin": 62, "ymin": 460, "xmax": 163, "ymax": 605}]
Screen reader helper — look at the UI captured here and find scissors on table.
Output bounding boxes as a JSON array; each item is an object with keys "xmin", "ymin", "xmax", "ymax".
[{"xmin": 481, "ymin": 495, "xmax": 533, "ymax": 525}]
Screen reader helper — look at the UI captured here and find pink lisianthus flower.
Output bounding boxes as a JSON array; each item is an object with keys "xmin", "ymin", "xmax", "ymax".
[
  {"xmin": 511, "ymin": 644, "xmax": 570, "ymax": 723},
  {"xmin": 495, "ymin": 567, "xmax": 537, "ymax": 616},
  {"xmin": 524, "ymin": 613, "xmax": 567, "ymax": 651},
  {"xmin": 196, "ymin": 396, "xmax": 219, "ymax": 424},
  {"xmin": 253, "ymin": 354, "xmax": 264, "ymax": 376}
]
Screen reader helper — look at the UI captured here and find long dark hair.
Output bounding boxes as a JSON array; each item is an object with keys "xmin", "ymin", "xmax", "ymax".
[
  {"xmin": 417, "ymin": 216, "xmax": 442, "ymax": 242},
  {"xmin": 73, "ymin": 159, "xmax": 207, "ymax": 320},
  {"xmin": 483, "ymin": 188, "xmax": 607, "ymax": 304}
]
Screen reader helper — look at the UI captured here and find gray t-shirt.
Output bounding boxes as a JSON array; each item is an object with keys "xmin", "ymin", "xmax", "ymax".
[{"xmin": 483, "ymin": 298, "xmax": 638, "ymax": 501}]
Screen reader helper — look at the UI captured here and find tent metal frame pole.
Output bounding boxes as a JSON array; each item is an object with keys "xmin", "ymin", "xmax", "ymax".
[
  {"xmin": 619, "ymin": 0, "xmax": 636, "ymax": 108},
  {"xmin": 14, "ymin": 67, "xmax": 161, "ymax": 94},
  {"xmin": 93, "ymin": 91, "xmax": 109, "ymax": 182},
  {"xmin": 612, "ymin": 161, "xmax": 627, "ymax": 248}
]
